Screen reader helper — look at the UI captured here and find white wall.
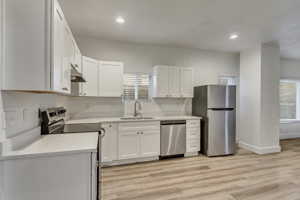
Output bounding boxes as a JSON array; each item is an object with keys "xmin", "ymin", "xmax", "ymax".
[
  {"xmin": 260, "ymin": 44, "xmax": 280, "ymax": 147},
  {"xmin": 239, "ymin": 45, "xmax": 262, "ymax": 147},
  {"xmin": 281, "ymin": 58, "xmax": 300, "ymax": 79},
  {"xmin": 239, "ymin": 43, "xmax": 281, "ymax": 154},
  {"xmin": 0, "ymin": 0, "xmax": 4, "ymax": 197}
]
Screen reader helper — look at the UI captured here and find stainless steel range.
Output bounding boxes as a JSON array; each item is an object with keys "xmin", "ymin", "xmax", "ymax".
[{"xmin": 40, "ymin": 107, "xmax": 104, "ymax": 200}]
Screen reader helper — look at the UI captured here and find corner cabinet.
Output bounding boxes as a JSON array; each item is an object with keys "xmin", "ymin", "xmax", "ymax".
[
  {"xmin": 81, "ymin": 57, "xmax": 124, "ymax": 97},
  {"xmin": 2, "ymin": 0, "xmax": 80, "ymax": 94},
  {"xmin": 152, "ymin": 65, "xmax": 194, "ymax": 98}
]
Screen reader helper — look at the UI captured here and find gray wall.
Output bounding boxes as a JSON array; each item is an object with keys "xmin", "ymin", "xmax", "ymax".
[{"xmin": 76, "ymin": 36, "xmax": 240, "ymax": 85}]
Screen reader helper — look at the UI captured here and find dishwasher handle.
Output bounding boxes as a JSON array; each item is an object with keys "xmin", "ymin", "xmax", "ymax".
[{"xmin": 160, "ymin": 120, "xmax": 186, "ymax": 125}]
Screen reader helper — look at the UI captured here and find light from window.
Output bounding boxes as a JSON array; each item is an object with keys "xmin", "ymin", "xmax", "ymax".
[
  {"xmin": 280, "ymin": 81, "xmax": 297, "ymax": 119},
  {"xmin": 123, "ymin": 74, "xmax": 150, "ymax": 100},
  {"xmin": 219, "ymin": 76, "xmax": 237, "ymax": 86}
]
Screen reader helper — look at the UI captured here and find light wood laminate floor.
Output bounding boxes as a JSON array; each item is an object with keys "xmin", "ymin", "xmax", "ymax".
[{"xmin": 102, "ymin": 139, "xmax": 300, "ymax": 200}]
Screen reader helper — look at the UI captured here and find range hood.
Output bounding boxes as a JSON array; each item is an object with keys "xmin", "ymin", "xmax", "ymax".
[{"xmin": 71, "ymin": 64, "xmax": 86, "ymax": 83}]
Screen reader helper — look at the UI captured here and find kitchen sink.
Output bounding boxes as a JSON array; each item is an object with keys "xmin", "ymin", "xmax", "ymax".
[{"xmin": 120, "ymin": 117, "xmax": 154, "ymax": 120}]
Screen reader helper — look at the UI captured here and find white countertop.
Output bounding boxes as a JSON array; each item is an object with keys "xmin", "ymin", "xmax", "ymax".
[
  {"xmin": 66, "ymin": 116, "xmax": 202, "ymax": 124},
  {"xmin": 0, "ymin": 132, "xmax": 99, "ymax": 160}
]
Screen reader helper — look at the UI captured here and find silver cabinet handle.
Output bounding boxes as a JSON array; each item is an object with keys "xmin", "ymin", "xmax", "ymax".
[{"xmin": 62, "ymin": 87, "xmax": 69, "ymax": 91}]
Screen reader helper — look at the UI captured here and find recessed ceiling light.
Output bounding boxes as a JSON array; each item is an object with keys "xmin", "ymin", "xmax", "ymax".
[
  {"xmin": 229, "ymin": 33, "xmax": 239, "ymax": 40},
  {"xmin": 115, "ymin": 16, "xmax": 125, "ymax": 24}
]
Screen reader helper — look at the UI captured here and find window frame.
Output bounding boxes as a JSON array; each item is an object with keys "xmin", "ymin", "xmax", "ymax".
[{"xmin": 280, "ymin": 79, "xmax": 300, "ymax": 120}]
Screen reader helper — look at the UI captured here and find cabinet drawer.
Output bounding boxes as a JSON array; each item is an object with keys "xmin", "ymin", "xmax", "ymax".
[
  {"xmin": 119, "ymin": 121, "xmax": 160, "ymax": 132},
  {"xmin": 187, "ymin": 138, "xmax": 200, "ymax": 144},
  {"xmin": 187, "ymin": 120, "xmax": 200, "ymax": 128},
  {"xmin": 187, "ymin": 145, "xmax": 200, "ymax": 152},
  {"xmin": 187, "ymin": 134, "xmax": 200, "ymax": 141},
  {"xmin": 187, "ymin": 127, "xmax": 200, "ymax": 135},
  {"xmin": 187, "ymin": 139, "xmax": 200, "ymax": 151}
]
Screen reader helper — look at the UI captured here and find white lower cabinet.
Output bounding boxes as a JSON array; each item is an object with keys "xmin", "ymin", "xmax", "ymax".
[
  {"xmin": 101, "ymin": 123, "xmax": 118, "ymax": 163},
  {"xmin": 186, "ymin": 120, "xmax": 201, "ymax": 155},
  {"xmin": 118, "ymin": 122, "xmax": 160, "ymax": 161},
  {"xmin": 140, "ymin": 130, "xmax": 161, "ymax": 157},
  {"xmin": 118, "ymin": 130, "xmax": 140, "ymax": 160}
]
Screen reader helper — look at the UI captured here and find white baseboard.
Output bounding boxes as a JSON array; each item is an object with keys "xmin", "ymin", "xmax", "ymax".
[
  {"xmin": 239, "ymin": 141, "xmax": 281, "ymax": 155},
  {"xmin": 280, "ymin": 132, "xmax": 300, "ymax": 140},
  {"xmin": 102, "ymin": 156, "xmax": 159, "ymax": 167}
]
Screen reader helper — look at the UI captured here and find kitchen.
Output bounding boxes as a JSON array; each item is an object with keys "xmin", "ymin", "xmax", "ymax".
[{"xmin": 1, "ymin": 0, "xmax": 300, "ymax": 200}]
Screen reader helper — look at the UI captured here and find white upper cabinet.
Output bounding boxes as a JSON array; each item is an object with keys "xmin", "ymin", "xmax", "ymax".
[
  {"xmin": 61, "ymin": 26, "xmax": 73, "ymax": 93},
  {"xmin": 53, "ymin": 3, "xmax": 65, "ymax": 93},
  {"xmin": 168, "ymin": 67, "xmax": 181, "ymax": 97},
  {"xmin": 73, "ymin": 43, "xmax": 82, "ymax": 73},
  {"xmin": 180, "ymin": 68, "xmax": 194, "ymax": 97},
  {"xmin": 98, "ymin": 61, "xmax": 124, "ymax": 97},
  {"xmin": 152, "ymin": 66, "xmax": 194, "ymax": 98},
  {"xmin": 82, "ymin": 56, "xmax": 98, "ymax": 96},
  {"xmin": 2, "ymin": 0, "xmax": 80, "ymax": 94},
  {"xmin": 81, "ymin": 57, "xmax": 124, "ymax": 97},
  {"xmin": 152, "ymin": 66, "xmax": 169, "ymax": 97}
]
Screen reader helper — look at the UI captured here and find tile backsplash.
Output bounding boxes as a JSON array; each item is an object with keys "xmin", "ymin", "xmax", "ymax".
[
  {"xmin": 1, "ymin": 92, "xmax": 69, "ymax": 139},
  {"xmin": 68, "ymin": 97, "xmax": 124, "ymax": 119},
  {"xmin": 68, "ymin": 97, "xmax": 192, "ymax": 119}
]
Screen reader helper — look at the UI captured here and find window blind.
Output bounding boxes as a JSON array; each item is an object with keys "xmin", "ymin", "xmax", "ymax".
[
  {"xmin": 280, "ymin": 81, "xmax": 297, "ymax": 119},
  {"xmin": 123, "ymin": 74, "xmax": 150, "ymax": 100}
]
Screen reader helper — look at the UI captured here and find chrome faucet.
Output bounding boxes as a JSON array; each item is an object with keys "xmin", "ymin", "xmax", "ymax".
[{"xmin": 134, "ymin": 100, "xmax": 142, "ymax": 117}]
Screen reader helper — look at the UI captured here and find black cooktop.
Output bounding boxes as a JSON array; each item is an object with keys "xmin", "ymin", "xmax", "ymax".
[{"xmin": 51, "ymin": 123, "xmax": 102, "ymax": 134}]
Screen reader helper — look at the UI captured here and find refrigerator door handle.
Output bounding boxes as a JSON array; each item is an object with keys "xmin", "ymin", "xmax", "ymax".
[{"xmin": 208, "ymin": 108, "xmax": 234, "ymax": 111}]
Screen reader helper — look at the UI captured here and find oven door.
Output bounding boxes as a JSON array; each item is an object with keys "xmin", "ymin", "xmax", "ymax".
[
  {"xmin": 91, "ymin": 128, "xmax": 105, "ymax": 200},
  {"xmin": 98, "ymin": 128, "xmax": 105, "ymax": 200}
]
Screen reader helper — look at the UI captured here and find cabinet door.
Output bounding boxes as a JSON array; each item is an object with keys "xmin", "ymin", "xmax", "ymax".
[
  {"xmin": 153, "ymin": 66, "xmax": 169, "ymax": 97},
  {"xmin": 140, "ymin": 130, "xmax": 160, "ymax": 158},
  {"xmin": 3, "ymin": 153, "xmax": 91, "ymax": 200},
  {"xmin": 82, "ymin": 57, "xmax": 99, "ymax": 96},
  {"xmin": 53, "ymin": 2, "xmax": 65, "ymax": 93},
  {"xmin": 180, "ymin": 68, "xmax": 194, "ymax": 97},
  {"xmin": 98, "ymin": 61, "xmax": 124, "ymax": 97},
  {"xmin": 101, "ymin": 123, "xmax": 118, "ymax": 163},
  {"xmin": 61, "ymin": 25, "xmax": 72, "ymax": 94},
  {"xmin": 74, "ymin": 45, "xmax": 82, "ymax": 72},
  {"xmin": 118, "ymin": 130, "xmax": 140, "ymax": 160},
  {"xmin": 168, "ymin": 67, "xmax": 181, "ymax": 97}
]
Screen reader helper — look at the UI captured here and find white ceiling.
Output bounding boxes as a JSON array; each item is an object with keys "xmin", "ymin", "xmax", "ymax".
[{"xmin": 59, "ymin": 0, "xmax": 300, "ymax": 59}]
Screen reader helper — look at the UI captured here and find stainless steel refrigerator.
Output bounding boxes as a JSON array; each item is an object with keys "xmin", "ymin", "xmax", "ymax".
[{"xmin": 192, "ymin": 85, "xmax": 236, "ymax": 156}]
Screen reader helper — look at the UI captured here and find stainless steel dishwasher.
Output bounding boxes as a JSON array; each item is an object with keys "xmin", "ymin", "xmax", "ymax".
[{"xmin": 160, "ymin": 120, "xmax": 186, "ymax": 156}]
